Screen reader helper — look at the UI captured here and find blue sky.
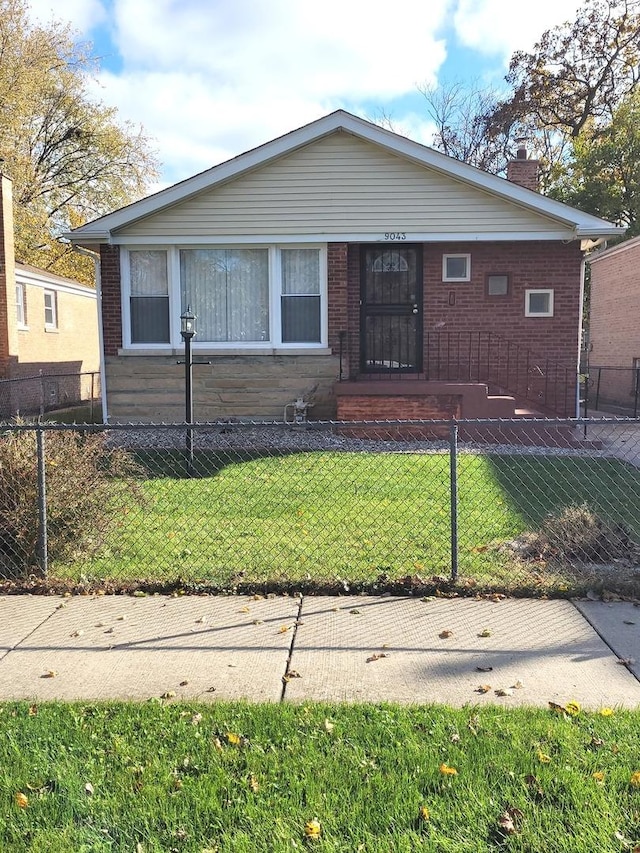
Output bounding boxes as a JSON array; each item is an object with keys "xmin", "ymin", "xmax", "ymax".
[{"xmin": 28, "ymin": 0, "xmax": 583, "ymax": 189}]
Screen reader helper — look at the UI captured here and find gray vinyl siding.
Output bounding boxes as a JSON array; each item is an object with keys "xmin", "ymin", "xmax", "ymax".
[{"xmin": 117, "ymin": 131, "xmax": 569, "ymax": 238}]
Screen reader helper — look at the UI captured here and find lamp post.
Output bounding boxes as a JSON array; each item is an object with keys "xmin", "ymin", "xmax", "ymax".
[{"xmin": 180, "ymin": 306, "xmax": 196, "ymax": 475}]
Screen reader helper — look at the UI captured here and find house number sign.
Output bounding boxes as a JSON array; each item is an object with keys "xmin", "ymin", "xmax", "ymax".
[{"xmin": 383, "ymin": 232, "xmax": 407, "ymax": 240}]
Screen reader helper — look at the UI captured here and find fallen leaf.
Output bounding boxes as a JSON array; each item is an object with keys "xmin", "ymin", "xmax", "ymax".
[
  {"xmin": 439, "ymin": 763, "xmax": 457, "ymax": 776},
  {"xmin": 565, "ymin": 701, "xmax": 580, "ymax": 716},
  {"xmin": 617, "ymin": 658, "xmax": 636, "ymax": 666},
  {"xmin": 239, "ymin": 606, "xmax": 250, "ymax": 613},
  {"xmin": 282, "ymin": 670, "xmax": 302, "ymax": 683},
  {"xmin": 548, "ymin": 701, "xmax": 567, "ymax": 713},
  {"xmin": 537, "ymin": 750, "xmax": 551, "ymax": 764},
  {"xmin": 630, "ymin": 771, "xmax": 640, "ymax": 788},
  {"xmin": 161, "ymin": 691, "xmax": 176, "ymax": 699},
  {"xmin": 226, "ymin": 732, "xmax": 241, "ymax": 746},
  {"xmin": 495, "ymin": 687, "xmax": 513, "ymax": 697},
  {"xmin": 179, "ymin": 680, "xmax": 189, "ymax": 687},
  {"xmin": 450, "ymin": 732, "xmax": 460, "ymax": 743},
  {"xmin": 524, "ymin": 774, "xmax": 544, "ymax": 799},
  {"xmin": 623, "ymin": 620, "xmax": 636, "ymax": 625},
  {"xmin": 304, "ymin": 819, "xmax": 322, "ymax": 840},
  {"xmin": 252, "ymin": 619, "xmax": 263, "ymax": 625},
  {"xmin": 248, "ymin": 774, "xmax": 259, "ymax": 792},
  {"xmin": 28, "ymin": 704, "xmax": 37, "ymax": 716},
  {"xmin": 497, "ymin": 811, "xmax": 516, "ymax": 835},
  {"xmin": 439, "ymin": 630, "xmax": 453, "ymax": 639},
  {"xmin": 213, "ymin": 737, "xmax": 223, "ymax": 752},
  {"xmin": 592, "ymin": 771, "xmax": 605, "ymax": 783},
  {"xmin": 85, "ymin": 782, "xmax": 94, "ymax": 796},
  {"xmin": 41, "ymin": 670, "xmax": 57, "ymax": 679},
  {"xmin": 418, "ymin": 805, "xmax": 430, "ymax": 822},
  {"xmin": 476, "ymin": 684, "xmax": 492, "ymax": 694},
  {"xmin": 195, "ymin": 616, "xmax": 207, "ymax": 624},
  {"xmin": 117, "ymin": 616, "xmax": 126, "ymax": 621},
  {"xmin": 476, "ymin": 666, "xmax": 493, "ymax": 672},
  {"xmin": 70, "ymin": 630, "xmax": 84, "ymax": 638},
  {"xmin": 191, "ymin": 713, "xmax": 202, "ymax": 726},
  {"xmin": 15, "ymin": 792, "xmax": 28, "ymax": 808},
  {"xmin": 324, "ymin": 718, "xmax": 335, "ymax": 733},
  {"xmin": 478, "ymin": 628, "xmax": 492, "ymax": 637},
  {"xmin": 512, "ymin": 680, "xmax": 525, "ymax": 690},
  {"xmin": 350, "ymin": 609, "xmax": 361, "ymax": 615},
  {"xmin": 278, "ymin": 625, "xmax": 290, "ymax": 634},
  {"xmin": 366, "ymin": 653, "xmax": 389, "ymax": 663},
  {"xmin": 104, "ymin": 627, "xmax": 114, "ymax": 634}
]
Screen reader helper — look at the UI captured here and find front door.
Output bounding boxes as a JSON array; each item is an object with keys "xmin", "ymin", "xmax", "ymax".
[{"xmin": 360, "ymin": 245, "xmax": 423, "ymax": 374}]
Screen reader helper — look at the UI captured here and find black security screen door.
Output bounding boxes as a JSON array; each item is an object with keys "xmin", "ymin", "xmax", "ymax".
[{"xmin": 360, "ymin": 245, "xmax": 423, "ymax": 374}]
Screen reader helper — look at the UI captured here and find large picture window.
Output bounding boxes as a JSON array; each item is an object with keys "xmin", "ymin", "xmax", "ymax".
[
  {"xmin": 180, "ymin": 249, "xmax": 269, "ymax": 342},
  {"xmin": 123, "ymin": 245, "xmax": 326, "ymax": 348},
  {"xmin": 130, "ymin": 250, "xmax": 170, "ymax": 343}
]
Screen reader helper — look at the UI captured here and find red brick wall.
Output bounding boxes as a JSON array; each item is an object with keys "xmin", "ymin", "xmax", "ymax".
[
  {"xmin": 589, "ymin": 240, "xmax": 640, "ymax": 407},
  {"xmin": 100, "ymin": 244, "xmax": 122, "ymax": 356},
  {"xmin": 590, "ymin": 241, "xmax": 640, "ymax": 366},
  {"xmin": 327, "ymin": 240, "xmax": 581, "ymax": 393}
]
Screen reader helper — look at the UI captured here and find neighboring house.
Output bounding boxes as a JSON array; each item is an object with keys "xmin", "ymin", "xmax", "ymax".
[
  {"xmin": 0, "ymin": 175, "xmax": 100, "ymax": 417},
  {"xmin": 67, "ymin": 111, "xmax": 622, "ymax": 424},
  {"xmin": 588, "ymin": 237, "xmax": 640, "ymax": 413}
]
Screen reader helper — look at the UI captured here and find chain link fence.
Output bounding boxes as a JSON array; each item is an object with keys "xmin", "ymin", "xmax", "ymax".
[
  {"xmin": 583, "ymin": 365, "xmax": 640, "ymax": 417},
  {"xmin": 0, "ymin": 371, "xmax": 101, "ymax": 421},
  {"xmin": 0, "ymin": 418, "xmax": 638, "ymax": 597}
]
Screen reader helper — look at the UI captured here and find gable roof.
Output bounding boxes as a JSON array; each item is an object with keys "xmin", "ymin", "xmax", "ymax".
[{"xmin": 68, "ymin": 110, "xmax": 624, "ymax": 244}]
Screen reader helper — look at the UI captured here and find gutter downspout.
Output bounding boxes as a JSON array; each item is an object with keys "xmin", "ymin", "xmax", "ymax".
[
  {"xmin": 576, "ymin": 254, "xmax": 587, "ymax": 418},
  {"xmin": 72, "ymin": 245, "xmax": 108, "ymax": 424}
]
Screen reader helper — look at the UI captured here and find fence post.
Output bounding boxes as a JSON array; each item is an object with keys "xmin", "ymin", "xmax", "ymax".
[
  {"xmin": 90, "ymin": 372, "xmax": 95, "ymax": 423},
  {"xmin": 39, "ymin": 369, "xmax": 45, "ymax": 418},
  {"xmin": 449, "ymin": 420, "xmax": 459, "ymax": 582},
  {"xmin": 36, "ymin": 426, "xmax": 48, "ymax": 578}
]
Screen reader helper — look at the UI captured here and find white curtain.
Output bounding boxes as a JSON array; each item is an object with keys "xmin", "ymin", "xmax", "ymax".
[{"xmin": 180, "ymin": 249, "xmax": 269, "ymax": 342}]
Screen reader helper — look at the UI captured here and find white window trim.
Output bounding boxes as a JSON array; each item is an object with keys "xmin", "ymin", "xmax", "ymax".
[
  {"xmin": 16, "ymin": 282, "xmax": 27, "ymax": 328},
  {"xmin": 442, "ymin": 253, "xmax": 471, "ymax": 282},
  {"xmin": 121, "ymin": 244, "xmax": 328, "ymax": 349},
  {"xmin": 43, "ymin": 289, "xmax": 58, "ymax": 329},
  {"xmin": 525, "ymin": 288, "xmax": 554, "ymax": 317}
]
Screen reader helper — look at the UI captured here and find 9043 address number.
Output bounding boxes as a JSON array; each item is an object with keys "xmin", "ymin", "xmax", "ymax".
[{"xmin": 384, "ymin": 232, "xmax": 406, "ymax": 241}]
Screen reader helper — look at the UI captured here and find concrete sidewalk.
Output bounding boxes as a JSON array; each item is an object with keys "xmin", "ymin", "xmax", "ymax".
[{"xmin": 0, "ymin": 594, "xmax": 638, "ymax": 708}]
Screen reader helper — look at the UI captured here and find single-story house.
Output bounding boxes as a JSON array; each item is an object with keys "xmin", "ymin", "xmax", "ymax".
[
  {"xmin": 588, "ymin": 237, "xmax": 640, "ymax": 413},
  {"xmin": 0, "ymin": 175, "xmax": 100, "ymax": 417},
  {"xmin": 67, "ymin": 110, "xmax": 623, "ymax": 423}
]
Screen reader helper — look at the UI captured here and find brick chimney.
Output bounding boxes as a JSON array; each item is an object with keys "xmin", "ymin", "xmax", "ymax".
[
  {"xmin": 0, "ymin": 173, "xmax": 18, "ymax": 379},
  {"xmin": 506, "ymin": 142, "xmax": 540, "ymax": 192}
]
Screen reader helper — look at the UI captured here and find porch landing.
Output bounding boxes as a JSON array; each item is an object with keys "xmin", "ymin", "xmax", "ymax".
[
  {"xmin": 335, "ymin": 380, "xmax": 517, "ymax": 421},
  {"xmin": 334, "ymin": 380, "xmax": 592, "ymax": 448}
]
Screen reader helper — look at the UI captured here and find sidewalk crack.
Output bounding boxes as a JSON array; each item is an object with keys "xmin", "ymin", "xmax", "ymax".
[
  {"xmin": 0, "ymin": 599, "xmax": 65, "ymax": 662},
  {"xmin": 279, "ymin": 594, "xmax": 304, "ymax": 702}
]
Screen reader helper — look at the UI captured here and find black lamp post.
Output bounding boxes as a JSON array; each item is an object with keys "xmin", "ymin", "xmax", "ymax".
[{"xmin": 180, "ymin": 306, "xmax": 196, "ymax": 474}]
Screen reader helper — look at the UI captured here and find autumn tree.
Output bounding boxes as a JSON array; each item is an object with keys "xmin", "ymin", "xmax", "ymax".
[
  {"xmin": 550, "ymin": 91, "xmax": 640, "ymax": 236},
  {"xmin": 492, "ymin": 0, "xmax": 640, "ymax": 140},
  {"xmin": 0, "ymin": 0, "xmax": 159, "ymax": 283}
]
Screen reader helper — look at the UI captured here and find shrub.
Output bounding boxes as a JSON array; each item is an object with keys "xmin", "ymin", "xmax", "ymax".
[
  {"xmin": 0, "ymin": 427, "xmax": 142, "ymax": 577},
  {"xmin": 532, "ymin": 504, "xmax": 630, "ymax": 562}
]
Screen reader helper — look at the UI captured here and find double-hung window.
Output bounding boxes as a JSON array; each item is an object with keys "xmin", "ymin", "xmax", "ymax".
[
  {"xmin": 129, "ymin": 250, "xmax": 170, "ymax": 343},
  {"xmin": 16, "ymin": 282, "xmax": 26, "ymax": 326},
  {"xmin": 44, "ymin": 289, "xmax": 57, "ymax": 329},
  {"xmin": 280, "ymin": 248, "xmax": 321, "ymax": 343}
]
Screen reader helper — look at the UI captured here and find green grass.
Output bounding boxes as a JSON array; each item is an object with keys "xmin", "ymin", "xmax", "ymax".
[
  {"xmin": 59, "ymin": 451, "xmax": 640, "ymax": 593},
  {"xmin": 1, "ymin": 700, "xmax": 639, "ymax": 852}
]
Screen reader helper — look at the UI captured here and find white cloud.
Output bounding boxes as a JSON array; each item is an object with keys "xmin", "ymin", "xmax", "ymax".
[
  {"xmin": 83, "ymin": 0, "xmax": 452, "ymax": 182},
  {"xmin": 452, "ymin": 0, "xmax": 582, "ymax": 58},
  {"xmin": 26, "ymin": 0, "xmax": 107, "ymax": 32}
]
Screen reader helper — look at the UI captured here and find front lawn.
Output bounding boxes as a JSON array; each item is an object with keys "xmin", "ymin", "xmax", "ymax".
[
  {"xmin": 1, "ymin": 700, "xmax": 639, "ymax": 852},
  {"xmin": 60, "ymin": 451, "xmax": 640, "ymax": 594}
]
